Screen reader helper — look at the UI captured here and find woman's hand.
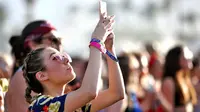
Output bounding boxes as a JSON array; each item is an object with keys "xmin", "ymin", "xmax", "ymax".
[
  {"xmin": 104, "ymin": 33, "xmax": 115, "ymax": 51},
  {"xmin": 92, "ymin": 14, "xmax": 115, "ymax": 42}
]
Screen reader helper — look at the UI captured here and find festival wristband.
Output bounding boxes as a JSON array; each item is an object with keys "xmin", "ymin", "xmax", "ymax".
[
  {"xmin": 90, "ymin": 38, "xmax": 119, "ymax": 62},
  {"xmin": 90, "ymin": 38, "xmax": 105, "ymax": 47},
  {"xmin": 89, "ymin": 42, "xmax": 107, "ymax": 53},
  {"xmin": 106, "ymin": 50, "xmax": 119, "ymax": 62}
]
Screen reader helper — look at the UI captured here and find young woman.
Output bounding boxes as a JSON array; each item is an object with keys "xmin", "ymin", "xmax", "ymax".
[
  {"xmin": 22, "ymin": 16, "xmax": 125, "ymax": 111},
  {"xmin": 162, "ymin": 45, "xmax": 197, "ymax": 112},
  {"xmin": 6, "ymin": 3, "xmax": 124, "ymax": 112},
  {"xmin": 148, "ymin": 54, "xmax": 169, "ymax": 112}
]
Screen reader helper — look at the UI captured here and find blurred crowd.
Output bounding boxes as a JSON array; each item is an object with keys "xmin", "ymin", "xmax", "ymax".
[
  {"xmin": 102, "ymin": 43, "xmax": 200, "ymax": 112},
  {"xmin": 0, "ymin": 20, "xmax": 200, "ymax": 112}
]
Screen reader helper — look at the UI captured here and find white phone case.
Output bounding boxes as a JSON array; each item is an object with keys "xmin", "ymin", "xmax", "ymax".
[{"xmin": 99, "ymin": 1, "xmax": 107, "ymax": 17}]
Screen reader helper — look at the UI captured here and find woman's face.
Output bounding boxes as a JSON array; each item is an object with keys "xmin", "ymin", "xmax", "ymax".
[
  {"xmin": 179, "ymin": 47, "xmax": 193, "ymax": 70},
  {"xmin": 193, "ymin": 67, "xmax": 200, "ymax": 79},
  {"xmin": 129, "ymin": 56, "xmax": 140, "ymax": 75},
  {"xmin": 138, "ymin": 55, "xmax": 148, "ymax": 75},
  {"xmin": 34, "ymin": 31, "xmax": 62, "ymax": 51},
  {"xmin": 41, "ymin": 47, "xmax": 76, "ymax": 85}
]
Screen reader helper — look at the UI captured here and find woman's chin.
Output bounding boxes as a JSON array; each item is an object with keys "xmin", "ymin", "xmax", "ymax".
[
  {"xmin": 71, "ymin": 71, "xmax": 76, "ymax": 78},
  {"xmin": 68, "ymin": 73, "xmax": 76, "ymax": 82}
]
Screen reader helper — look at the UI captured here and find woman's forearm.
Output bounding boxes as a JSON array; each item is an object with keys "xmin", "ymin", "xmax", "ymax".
[
  {"xmin": 106, "ymin": 48, "xmax": 125, "ymax": 99},
  {"xmin": 80, "ymin": 47, "xmax": 102, "ymax": 96}
]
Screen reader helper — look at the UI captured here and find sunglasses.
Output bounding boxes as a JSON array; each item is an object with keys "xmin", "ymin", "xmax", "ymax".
[
  {"xmin": 43, "ymin": 35, "xmax": 61, "ymax": 44},
  {"xmin": 27, "ymin": 52, "xmax": 71, "ymax": 74},
  {"xmin": 32, "ymin": 35, "xmax": 61, "ymax": 45},
  {"xmin": 52, "ymin": 52, "xmax": 72, "ymax": 64}
]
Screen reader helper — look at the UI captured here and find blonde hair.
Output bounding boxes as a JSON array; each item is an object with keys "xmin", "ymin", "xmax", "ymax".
[
  {"xmin": 0, "ymin": 53, "xmax": 13, "ymax": 78},
  {"xmin": 176, "ymin": 70, "xmax": 197, "ymax": 105}
]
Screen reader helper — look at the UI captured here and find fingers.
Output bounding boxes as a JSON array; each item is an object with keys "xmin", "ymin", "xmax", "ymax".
[
  {"xmin": 102, "ymin": 15, "xmax": 115, "ymax": 25},
  {"xmin": 100, "ymin": 13, "xmax": 107, "ymax": 20},
  {"xmin": 97, "ymin": 15, "xmax": 115, "ymax": 34},
  {"xmin": 103, "ymin": 20, "xmax": 114, "ymax": 36},
  {"xmin": 104, "ymin": 15, "xmax": 115, "ymax": 22},
  {"xmin": 93, "ymin": 14, "xmax": 115, "ymax": 41},
  {"xmin": 109, "ymin": 15, "xmax": 115, "ymax": 22},
  {"xmin": 107, "ymin": 33, "xmax": 115, "ymax": 38},
  {"xmin": 105, "ymin": 19, "xmax": 115, "ymax": 30}
]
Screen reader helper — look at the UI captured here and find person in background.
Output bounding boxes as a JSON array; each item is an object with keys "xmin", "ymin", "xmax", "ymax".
[
  {"xmin": 145, "ymin": 42, "xmax": 157, "ymax": 57},
  {"xmin": 191, "ymin": 57, "xmax": 200, "ymax": 112},
  {"xmin": 148, "ymin": 53, "xmax": 170, "ymax": 112},
  {"xmin": 0, "ymin": 53, "xmax": 13, "ymax": 112},
  {"xmin": 105, "ymin": 52, "xmax": 144, "ymax": 112},
  {"xmin": 162, "ymin": 45, "xmax": 197, "ymax": 112},
  {"xmin": 0, "ymin": 54, "xmax": 13, "ymax": 90},
  {"xmin": 132, "ymin": 52, "xmax": 158, "ymax": 112},
  {"xmin": 9, "ymin": 35, "xmax": 25, "ymax": 77}
]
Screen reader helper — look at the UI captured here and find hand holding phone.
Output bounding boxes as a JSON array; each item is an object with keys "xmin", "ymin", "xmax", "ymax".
[{"xmin": 92, "ymin": 1, "xmax": 114, "ymax": 42}]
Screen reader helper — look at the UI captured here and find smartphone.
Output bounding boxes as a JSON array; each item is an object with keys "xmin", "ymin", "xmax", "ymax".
[{"xmin": 99, "ymin": 1, "xmax": 107, "ymax": 18}]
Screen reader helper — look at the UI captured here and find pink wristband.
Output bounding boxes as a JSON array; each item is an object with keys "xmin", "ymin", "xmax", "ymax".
[{"xmin": 89, "ymin": 42, "xmax": 106, "ymax": 54}]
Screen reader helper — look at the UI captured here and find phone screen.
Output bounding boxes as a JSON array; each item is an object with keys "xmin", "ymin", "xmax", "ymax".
[{"xmin": 99, "ymin": 1, "xmax": 107, "ymax": 18}]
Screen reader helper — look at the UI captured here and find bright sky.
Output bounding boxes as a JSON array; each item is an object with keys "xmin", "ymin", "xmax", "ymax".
[
  {"xmin": 1, "ymin": 0, "xmax": 200, "ymax": 56},
  {"xmin": 2, "ymin": 0, "xmax": 101, "ymax": 57}
]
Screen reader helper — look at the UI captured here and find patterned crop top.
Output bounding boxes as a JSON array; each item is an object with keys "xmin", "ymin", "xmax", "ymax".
[{"xmin": 28, "ymin": 94, "xmax": 91, "ymax": 112}]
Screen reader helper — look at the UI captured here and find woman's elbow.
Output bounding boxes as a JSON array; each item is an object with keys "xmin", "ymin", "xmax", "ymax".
[
  {"xmin": 114, "ymin": 90, "xmax": 125, "ymax": 101},
  {"xmin": 119, "ymin": 88, "xmax": 126, "ymax": 100},
  {"xmin": 81, "ymin": 84, "xmax": 98, "ymax": 100},
  {"xmin": 86, "ymin": 91, "xmax": 98, "ymax": 100},
  {"xmin": 118, "ymin": 92, "xmax": 125, "ymax": 100}
]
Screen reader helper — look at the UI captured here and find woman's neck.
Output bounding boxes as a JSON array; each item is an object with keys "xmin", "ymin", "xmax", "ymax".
[{"xmin": 43, "ymin": 83, "xmax": 65, "ymax": 97}]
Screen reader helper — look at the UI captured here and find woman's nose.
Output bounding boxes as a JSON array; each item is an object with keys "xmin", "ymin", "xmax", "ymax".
[{"xmin": 62, "ymin": 57, "xmax": 69, "ymax": 65}]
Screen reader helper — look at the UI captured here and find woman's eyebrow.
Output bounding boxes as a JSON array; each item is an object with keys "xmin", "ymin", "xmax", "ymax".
[{"xmin": 49, "ymin": 52, "xmax": 56, "ymax": 59}]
